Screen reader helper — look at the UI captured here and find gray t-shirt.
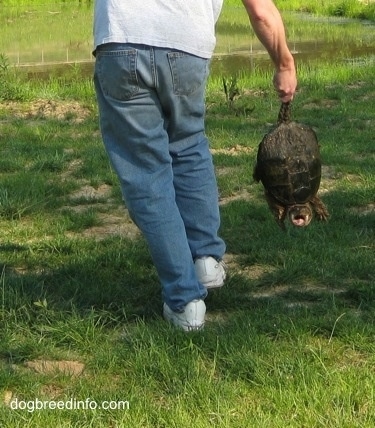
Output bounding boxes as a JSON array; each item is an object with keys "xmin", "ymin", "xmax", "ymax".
[{"xmin": 94, "ymin": 0, "xmax": 223, "ymax": 58}]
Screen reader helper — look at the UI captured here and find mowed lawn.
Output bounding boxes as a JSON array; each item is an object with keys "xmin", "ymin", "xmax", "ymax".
[{"xmin": 0, "ymin": 39, "xmax": 374, "ymax": 428}]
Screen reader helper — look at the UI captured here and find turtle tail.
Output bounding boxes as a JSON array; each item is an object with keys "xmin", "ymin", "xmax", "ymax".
[{"xmin": 277, "ymin": 102, "xmax": 291, "ymax": 124}]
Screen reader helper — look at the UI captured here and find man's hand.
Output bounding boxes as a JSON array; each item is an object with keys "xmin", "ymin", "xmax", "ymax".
[{"xmin": 273, "ymin": 66, "xmax": 297, "ymax": 102}]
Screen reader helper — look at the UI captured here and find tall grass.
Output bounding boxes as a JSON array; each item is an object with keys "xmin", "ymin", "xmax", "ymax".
[
  {"xmin": 222, "ymin": 0, "xmax": 375, "ymax": 21},
  {"xmin": 238, "ymin": 0, "xmax": 375, "ymax": 21},
  {"xmin": 1, "ymin": 0, "xmax": 92, "ymax": 4},
  {"xmin": 274, "ymin": 0, "xmax": 375, "ymax": 20},
  {"xmin": 2, "ymin": 0, "xmax": 375, "ymax": 21}
]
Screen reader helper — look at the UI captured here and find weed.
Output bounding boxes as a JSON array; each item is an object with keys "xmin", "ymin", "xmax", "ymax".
[
  {"xmin": 222, "ymin": 76, "xmax": 240, "ymax": 109},
  {"xmin": 0, "ymin": 52, "xmax": 10, "ymax": 73}
]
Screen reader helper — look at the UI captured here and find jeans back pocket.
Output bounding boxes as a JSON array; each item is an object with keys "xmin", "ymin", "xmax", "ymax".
[
  {"xmin": 95, "ymin": 49, "xmax": 139, "ymax": 101},
  {"xmin": 168, "ymin": 52, "xmax": 209, "ymax": 96}
]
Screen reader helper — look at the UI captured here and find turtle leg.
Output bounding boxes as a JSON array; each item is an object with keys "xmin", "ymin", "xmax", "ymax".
[
  {"xmin": 310, "ymin": 196, "xmax": 329, "ymax": 221},
  {"xmin": 264, "ymin": 192, "xmax": 287, "ymax": 230}
]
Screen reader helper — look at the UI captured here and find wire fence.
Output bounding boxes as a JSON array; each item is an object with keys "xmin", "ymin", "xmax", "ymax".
[{"xmin": 10, "ymin": 50, "xmax": 94, "ymax": 68}]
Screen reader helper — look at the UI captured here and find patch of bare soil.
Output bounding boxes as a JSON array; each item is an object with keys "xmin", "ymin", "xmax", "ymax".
[
  {"xmin": 302, "ymin": 99, "xmax": 340, "ymax": 110},
  {"xmin": 320, "ymin": 165, "xmax": 339, "ymax": 193},
  {"xmin": 60, "ymin": 157, "xmax": 83, "ymax": 179},
  {"xmin": 252, "ymin": 282, "xmax": 346, "ymax": 302},
  {"xmin": 68, "ymin": 183, "xmax": 113, "ymax": 202},
  {"xmin": 210, "ymin": 144, "xmax": 254, "ymax": 156},
  {"xmin": 223, "ymin": 253, "xmax": 348, "ymax": 310},
  {"xmin": 63, "ymin": 183, "xmax": 140, "ymax": 240},
  {"xmin": 219, "ymin": 189, "xmax": 254, "ymax": 206},
  {"xmin": 75, "ymin": 209, "xmax": 140, "ymax": 241},
  {"xmin": 39, "ymin": 384, "xmax": 65, "ymax": 400},
  {"xmin": 349, "ymin": 203, "xmax": 375, "ymax": 216},
  {"xmin": 3, "ymin": 360, "xmax": 85, "ymax": 406},
  {"xmin": 24, "ymin": 359, "xmax": 85, "ymax": 376},
  {"xmin": 1, "ymin": 99, "xmax": 91, "ymax": 123}
]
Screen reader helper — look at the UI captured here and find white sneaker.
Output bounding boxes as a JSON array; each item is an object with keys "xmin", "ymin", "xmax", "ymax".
[
  {"xmin": 195, "ymin": 256, "xmax": 226, "ymax": 289},
  {"xmin": 163, "ymin": 299, "xmax": 206, "ymax": 332}
]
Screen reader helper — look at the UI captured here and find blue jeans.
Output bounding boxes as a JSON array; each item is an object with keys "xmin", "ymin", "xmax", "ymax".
[{"xmin": 94, "ymin": 43, "xmax": 225, "ymax": 311}]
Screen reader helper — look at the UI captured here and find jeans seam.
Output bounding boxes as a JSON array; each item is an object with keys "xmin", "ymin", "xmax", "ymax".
[{"xmin": 149, "ymin": 47, "xmax": 157, "ymax": 89}]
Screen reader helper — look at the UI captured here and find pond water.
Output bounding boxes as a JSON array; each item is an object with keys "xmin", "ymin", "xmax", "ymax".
[
  {"xmin": 1, "ymin": 4, "xmax": 374, "ymax": 78},
  {"xmin": 211, "ymin": 39, "xmax": 375, "ymax": 77}
]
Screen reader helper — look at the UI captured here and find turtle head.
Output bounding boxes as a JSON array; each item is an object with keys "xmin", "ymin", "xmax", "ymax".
[{"xmin": 288, "ymin": 204, "xmax": 313, "ymax": 227}]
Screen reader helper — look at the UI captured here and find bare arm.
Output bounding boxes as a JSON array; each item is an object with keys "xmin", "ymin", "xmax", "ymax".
[{"xmin": 242, "ymin": 0, "xmax": 297, "ymax": 102}]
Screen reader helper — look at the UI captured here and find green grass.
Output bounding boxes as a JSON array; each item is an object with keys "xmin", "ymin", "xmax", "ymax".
[
  {"xmin": 0, "ymin": 61, "xmax": 374, "ymax": 426},
  {"xmin": 275, "ymin": 0, "xmax": 375, "ymax": 20},
  {"xmin": 0, "ymin": 3, "xmax": 375, "ymax": 427},
  {"xmin": 1, "ymin": 1, "xmax": 373, "ymax": 67}
]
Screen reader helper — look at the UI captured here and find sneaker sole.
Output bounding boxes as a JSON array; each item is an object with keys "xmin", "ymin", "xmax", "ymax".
[{"xmin": 163, "ymin": 305, "xmax": 205, "ymax": 332}]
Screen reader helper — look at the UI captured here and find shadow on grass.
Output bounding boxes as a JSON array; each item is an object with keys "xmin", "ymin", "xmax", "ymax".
[
  {"xmin": 1, "ymin": 187, "xmax": 373, "ymax": 322},
  {"xmin": 0, "ymin": 188, "xmax": 374, "ymax": 395},
  {"xmin": 0, "ymin": 182, "xmax": 375, "ymax": 330},
  {"xmin": 218, "ymin": 187, "xmax": 374, "ymax": 316},
  {"xmin": 1, "ymin": 236, "xmax": 161, "ymax": 320}
]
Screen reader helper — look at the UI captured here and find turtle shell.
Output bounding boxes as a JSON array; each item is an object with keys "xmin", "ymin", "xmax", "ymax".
[{"xmin": 254, "ymin": 102, "xmax": 321, "ymax": 205}]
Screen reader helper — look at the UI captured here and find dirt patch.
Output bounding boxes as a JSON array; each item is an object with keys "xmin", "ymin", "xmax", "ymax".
[
  {"xmin": 24, "ymin": 359, "xmax": 85, "ymax": 376},
  {"xmin": 61, "ymin": 182, "xmax": 141, "ymax": 241},
  {"xmin": 39, "ymin": 384, "xmax": 65, "ymax": 400},
  {"xmin": 211, "ymin": 144, "xmax": 254, "ymax": 156},
  {"xmin": 72, "ymin": 210, "xmax": 140, "ymax": 241},
  {"xmin": 224, "ymin": 253, "xmax": 348, "ymax": 309},
  {"xmin": 223, "ymin": 254, "xmax": 277, "ymax": 281},
  {"xmin": 68, "ymin": 183, "xmax": 113, "ymax": 202},
  {"xmin": 219, "ymin": 189, "xmax": 254, "ymax": 206},
  {"xmin": 60, "ymin": 157, "xmax": 84, "ymax": 179},
  {"xmin": 1, "ymin": 99, "xmax": 91, "ymax": 123},
  {"xmin": 63, "ymin": 201, "xmax": 140, "ymax": 241},
  {"xmin": 215, "ymin": 166, "xmax": 238, "ymax": 177},
  {"xmin": 3, "ymin": 391, "xmax": 14, "ymax": 407},
  {"xmin": 349, "ymin": 203, "xmax": 375, "ymax": 216},
  {"xmin": 320, "ymin": 165, "xmax": 339, "ymax": 193},
  {"xmin": 302, "ymin": 99, "xmax": 340, "ymax": 110},
  {"xmin": 3, "ymin": 361, "xmax": 85, "ymax": 406},
  {"xmin": 357, "ymin": 90, "xmax": 375, "ymax": 101}
]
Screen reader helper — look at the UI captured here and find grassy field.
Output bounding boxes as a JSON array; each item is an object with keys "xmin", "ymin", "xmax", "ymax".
[
  {"xmin": 1, "ymin": 2, "xmax": 375, "ymax": 426},
  {"xmin": 274, "ymin": 0, "xmax": 375, "ymax": 20},
  {"xmin": 0, "ymin": 1, "xmax": 374, "ymax": 66},
  {"xmin": 1, "ymin": 56, "xmax": 374, "ymax": 427}
]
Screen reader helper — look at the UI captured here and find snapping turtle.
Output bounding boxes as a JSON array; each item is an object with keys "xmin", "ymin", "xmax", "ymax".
[{"xmin": 253, "ymin": 102, "xmax": 329, "ymax": 228}]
